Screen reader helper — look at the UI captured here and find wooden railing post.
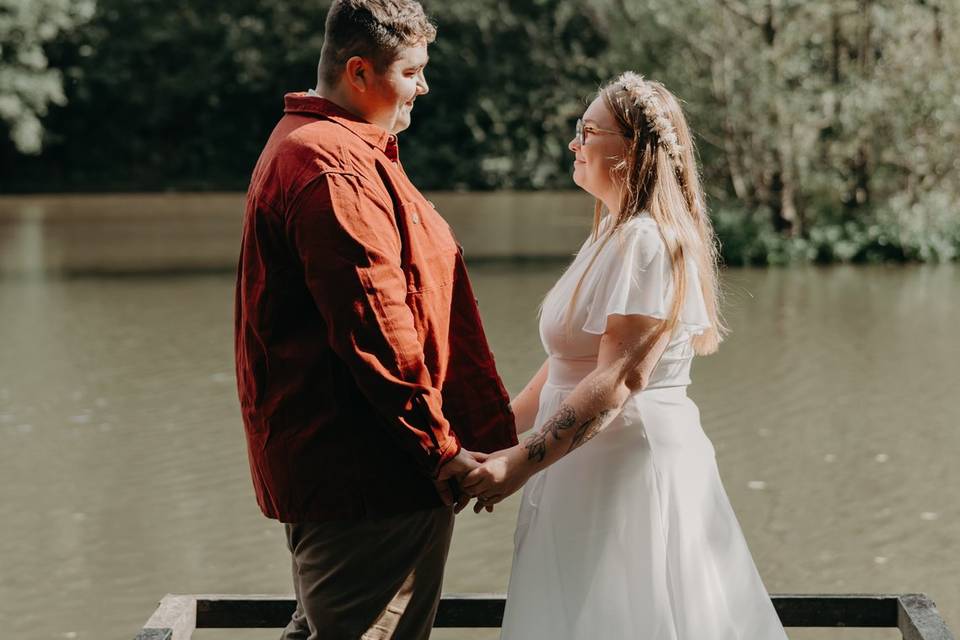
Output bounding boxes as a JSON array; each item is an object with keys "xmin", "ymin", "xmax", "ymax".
[
  {"xmin": 132, "ymin": 631, "xmax": 172, "ymax": 640},
  {"xmin": 899, "ymin": 593, "xmax": 956, "ymax": 640},
  {"xmin": 135, "ymin": 594, "xmax": 196, "ymax": 640}
]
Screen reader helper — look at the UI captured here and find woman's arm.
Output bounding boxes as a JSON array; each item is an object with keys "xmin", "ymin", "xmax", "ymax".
[
  {"xmin": 510, "ymin": 358, "xmax": 550, "ymax": 435},
  {"xmin": 462, "ymin": 313, "xmax": 671, "ymax": 504}
]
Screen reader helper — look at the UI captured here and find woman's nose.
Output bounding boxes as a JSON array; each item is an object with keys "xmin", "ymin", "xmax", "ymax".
[{"xmin": 568, "ymin": 136, "xmax": 579, "ymax": 153}]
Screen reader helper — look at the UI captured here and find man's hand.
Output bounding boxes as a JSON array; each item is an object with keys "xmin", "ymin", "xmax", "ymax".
[
  {"xmin": 435, "ymin": 448, "xmax": 495, "ymax": 513},
  {"xmin": 434, "ymin": 448, "xmax": 487, "ymax": 511}
]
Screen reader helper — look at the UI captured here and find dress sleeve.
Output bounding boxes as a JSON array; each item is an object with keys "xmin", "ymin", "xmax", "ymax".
[{"xmin": 581, "ymin": 218, "xmax": 712, "ymax": 336}]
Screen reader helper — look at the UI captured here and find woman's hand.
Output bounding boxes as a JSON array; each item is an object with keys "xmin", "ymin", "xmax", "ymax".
[{"xmin": 461, "ymin": 445, "xmax": 536, "ymax": 512}]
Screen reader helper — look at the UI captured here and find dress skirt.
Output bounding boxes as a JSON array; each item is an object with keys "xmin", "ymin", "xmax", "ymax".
[{"xmin": 499, "ymin": 382, "xmax": 789, "ymax": 640}]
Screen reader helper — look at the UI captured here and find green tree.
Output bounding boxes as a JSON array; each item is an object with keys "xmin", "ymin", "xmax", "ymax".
[
  {"xmin": 408, "ymin": 0, "xmax": 617, "ymax": 189},
  {"xmin": 3, "ymin": 0, "xmax": 330, "ymax": 190},
  {"xmin": 614, "ymin": 0, "xmax": 959, "ymax": 261},
  {"xmin": 0, "ymin": 0, "xmax": 94, "ymax": 153}
]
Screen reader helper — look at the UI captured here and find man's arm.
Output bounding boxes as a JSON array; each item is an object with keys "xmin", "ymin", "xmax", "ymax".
[{"xmin": 285, "ymin": 172, "xmax": 462, "ymax": 477}]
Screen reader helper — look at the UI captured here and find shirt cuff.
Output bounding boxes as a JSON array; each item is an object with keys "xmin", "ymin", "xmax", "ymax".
[{"xmin": 433, "ymin": 434, "xmax": 462, "ymax": 477}]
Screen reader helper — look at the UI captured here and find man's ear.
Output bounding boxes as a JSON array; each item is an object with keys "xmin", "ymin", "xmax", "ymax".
[{"xmin": 344, "ymin": 56, "xmax": 370, "ymax": 93}]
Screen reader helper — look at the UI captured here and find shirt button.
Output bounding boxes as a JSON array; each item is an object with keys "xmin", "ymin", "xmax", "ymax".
[{"xmin": 412, "ymin": 212, "xmax": 420, "ymax": 224}]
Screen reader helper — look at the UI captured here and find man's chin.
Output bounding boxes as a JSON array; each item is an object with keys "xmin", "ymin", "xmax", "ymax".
[{"xmin": 392, "ymin": 114, "xmax": 412, "ymax": 134}]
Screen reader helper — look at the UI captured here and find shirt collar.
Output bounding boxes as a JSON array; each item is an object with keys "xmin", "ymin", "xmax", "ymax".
[{"xmin": 283, "ymin": 91, "xmax": 398, "ymax": 159}]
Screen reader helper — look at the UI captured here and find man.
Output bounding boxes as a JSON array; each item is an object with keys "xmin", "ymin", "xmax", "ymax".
[{"xmin": 234, "ymin": 1, "xmax": 517, "ymax": 638}]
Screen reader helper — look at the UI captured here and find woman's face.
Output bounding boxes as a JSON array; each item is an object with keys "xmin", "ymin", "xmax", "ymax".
[{"xmin": 569, "ymin": 96, "xmax": 627, "ymax": 206}]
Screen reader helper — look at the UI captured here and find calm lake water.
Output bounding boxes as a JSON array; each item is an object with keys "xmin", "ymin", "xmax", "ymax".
[{"xmin": 0, "ymin": 195, "xmax": 957, "ymax": 639}]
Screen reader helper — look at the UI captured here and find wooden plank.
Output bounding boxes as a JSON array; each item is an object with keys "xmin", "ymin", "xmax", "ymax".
[
  {"xmin": 193, "ymin": 593, "xmax": 896, "ymax": 629},
  {"xmin": 195, "ymin": 593, "xmax": 509, "ymax": 629},
  {"xmin": 194, "ymin": 593, "xmax": 508, "ymax": 628},
  {"xmin": 434, "ymin": 594, "xmax": 505, "ymax": 628},
  {"xmin": 195, "ymin": 594, "xmax": 295, "ymax": 628},
  {"xmin": 771, "ymin": 593, "xmax": 897, "ymax": 627},
  {"xmin": 899, "ymin": 594, "xmax": 956, "ymax": 640}
]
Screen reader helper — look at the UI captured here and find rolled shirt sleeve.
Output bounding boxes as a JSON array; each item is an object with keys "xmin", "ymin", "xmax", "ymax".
[{"xmin": 285, "ymin": 172, "xmax": 461, "ymax": 476}]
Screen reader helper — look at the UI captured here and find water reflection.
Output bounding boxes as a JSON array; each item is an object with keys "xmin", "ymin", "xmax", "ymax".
[{"xmin": 0, "ymin": 192, "xmax": 595, "ymax": 277}]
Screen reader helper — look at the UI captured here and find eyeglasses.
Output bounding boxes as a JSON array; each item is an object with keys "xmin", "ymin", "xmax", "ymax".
[{"xmin": 576, "ymin": 117, "xmax": 628, "ymax": 146}]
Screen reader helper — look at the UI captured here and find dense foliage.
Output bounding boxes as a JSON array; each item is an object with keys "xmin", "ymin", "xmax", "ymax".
[
  {"xmin": 1, "ymin": 0, "xmax": 957, "ymax": 263},
  {"xmin": 0, "ymin": 0, "xmax": 94, "ymax": 153}
]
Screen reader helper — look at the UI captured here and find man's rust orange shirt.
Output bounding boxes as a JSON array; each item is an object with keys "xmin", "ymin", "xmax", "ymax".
[{"xmin": 235, "ymin": 93, "xmax": 517, "ymax": 522}]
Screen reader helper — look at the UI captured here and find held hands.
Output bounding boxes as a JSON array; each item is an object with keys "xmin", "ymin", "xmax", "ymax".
[
  {"xmin": 434, "ymin": 448, "xmax": 488, "ymax": 514},
  {"xmin": 461, "ymin": 445, "xmax": 535, "ymax": 513}
]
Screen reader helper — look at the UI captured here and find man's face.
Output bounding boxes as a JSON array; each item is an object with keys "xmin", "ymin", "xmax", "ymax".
[{"xmin": 362, "ymin": 43, "xmax": 430, "ymax": 134}]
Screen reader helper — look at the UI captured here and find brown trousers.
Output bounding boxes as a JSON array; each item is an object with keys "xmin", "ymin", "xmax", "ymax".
[{"xmin": 279, "ymin": 506, "xmax": 454, "ymax": 640}]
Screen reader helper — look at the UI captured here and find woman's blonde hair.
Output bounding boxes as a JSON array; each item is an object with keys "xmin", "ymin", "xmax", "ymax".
[{"xmin": 565, "ymin": 72, "xmax": 726, "ymax": 355}]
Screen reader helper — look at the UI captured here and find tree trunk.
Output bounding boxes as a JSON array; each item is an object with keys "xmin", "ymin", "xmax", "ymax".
[
  {"xmin": 933, "ymin": 3, "xmax": 943, "ymax": 49},
  {"xmin": 830, "ymin": 8, "xmax": 842, "ymax": 84},
  {"xmin": 772, "ymin": 108, "xmax": 801, "ymax": 237},
  {"xmin": 710, "ymin": 52, "xmax": 751, "ymax": 202},
  {"xmin": 844, "ymin": 145, "xmax": 871, "ymax": 216}
]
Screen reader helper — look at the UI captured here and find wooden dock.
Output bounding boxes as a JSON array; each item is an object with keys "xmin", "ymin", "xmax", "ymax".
[{"xmin": 133, "ymin": 592, "xmax": 955, "ymax": 638}]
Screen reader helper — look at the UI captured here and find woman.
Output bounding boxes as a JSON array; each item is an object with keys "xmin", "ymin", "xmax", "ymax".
[{"xmin": 462, "ymin": 72, "xmax": 789, "ymax": 639}]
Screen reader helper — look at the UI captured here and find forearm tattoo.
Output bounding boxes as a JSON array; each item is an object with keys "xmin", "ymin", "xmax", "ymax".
[
  {"xmin": 525, "ymin": 430, "xmax": 548, "ymax": 463},
  {"xmin": 524, "ymin": 404, "xmax": 573, "ymax": 462},
  {"xmin": 524, "ymin": 403, "xmax": 613, "ymax": 462},
  {"xmin": 568, "ymin": 409, "xmax": 610, "ymax": 453},
  {"xmin": 544, "ymin": 404, "xmax": 576, "ymax": 441}
]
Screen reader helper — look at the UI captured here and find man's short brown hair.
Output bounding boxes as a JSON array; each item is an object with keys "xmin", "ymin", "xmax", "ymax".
[{"xmin": 317, "ymin": 0, "xmax": 436, "ymax": 88}]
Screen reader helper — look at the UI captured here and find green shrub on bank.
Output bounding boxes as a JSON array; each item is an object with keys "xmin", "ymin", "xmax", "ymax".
[{"xmin": 714, "ymin": 198, "xmax": 960, "ymax": 266}]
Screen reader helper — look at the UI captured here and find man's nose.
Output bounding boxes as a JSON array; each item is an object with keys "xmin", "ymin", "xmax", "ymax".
[{"xmin": 417, "ymin": 72, "xmax": 429, "ymax": 96}]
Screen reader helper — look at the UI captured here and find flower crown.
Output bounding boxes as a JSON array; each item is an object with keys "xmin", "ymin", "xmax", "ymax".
[{"xmin": 616, "ymin": 72, "xmax": 683, "ymax": 169}]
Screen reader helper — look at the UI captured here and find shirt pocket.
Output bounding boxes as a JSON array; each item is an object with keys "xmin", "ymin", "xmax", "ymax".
[{"xmin": 398, "ymin": 199, "xmax": 459, "ymax": 294}]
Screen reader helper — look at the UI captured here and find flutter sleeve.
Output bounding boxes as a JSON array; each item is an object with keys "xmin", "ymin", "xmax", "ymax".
[{"xmin": 581, "ymin": 217, "xmax": 711, "ymax": 336}]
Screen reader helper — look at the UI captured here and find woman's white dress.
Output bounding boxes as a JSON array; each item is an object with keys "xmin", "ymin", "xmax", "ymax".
[{"xmin": 500, "ymin": 213, "xmax": 789, "ymax": 640}]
